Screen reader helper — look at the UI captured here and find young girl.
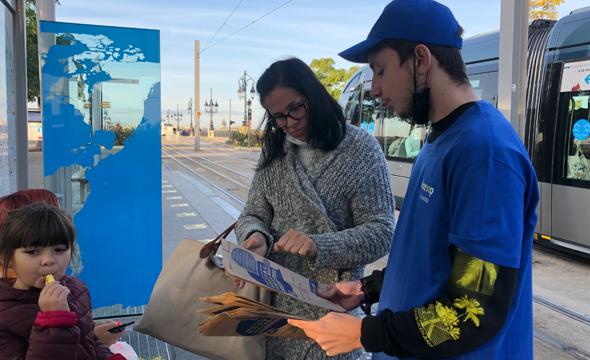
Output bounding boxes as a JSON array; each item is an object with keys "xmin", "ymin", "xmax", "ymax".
[
  {"xmin": 0, "ymin": 202, "xmax": 126, "ymax": 360},
  {"xmin": 0, "ymin": 189, "xmax": 63, "ymax": 278}
]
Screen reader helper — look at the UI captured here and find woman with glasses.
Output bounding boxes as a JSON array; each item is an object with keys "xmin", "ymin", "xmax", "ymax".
[{"xmin": 234, "ymin": 58, "xmax": 396, "ymax": 360}]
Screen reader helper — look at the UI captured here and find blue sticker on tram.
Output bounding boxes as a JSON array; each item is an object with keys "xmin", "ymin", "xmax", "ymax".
[
  {"xmin": 573, "ymin": 119, "xmax": 590, "ymax": 141},
  {"xmin": 361, "ymin": 121, "xmax": 367, "ymax": 130},
  {"xmin": 368, "ymin": 122, "xmax": 375, "ymax": 134}
]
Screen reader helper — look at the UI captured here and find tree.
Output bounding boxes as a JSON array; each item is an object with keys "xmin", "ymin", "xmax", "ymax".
[
  {"xmin": 530, "ymin": 0, "xmax": 565, "ymax": 20},
  {"xmin": 310, "ymin": 58, "xmax": 360, "ymax": 100},
  {"xmin": 26, "ymin": 0, "xmax": 60, "ymax": 106}
]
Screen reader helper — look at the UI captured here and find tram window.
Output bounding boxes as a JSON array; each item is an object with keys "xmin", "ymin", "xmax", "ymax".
[
  {"xmin": 344, "ymin": 72, "xmax": 362, "ymax": 93},
  {"xmin": 362, "ymin": 68, "xmax": 374, "ymax": 82},
  {"xmin": 468, "ymin": 73, "xmax": 488, "ymax": 99},
  {"xmin": 382, "ymin": 109, "xmax": 429, "ymax": 161},
  {"xmin": 561, "ymin": 92, "xmax": 590, "ymax": 182},
  {"xmin": 485, "ymin": 72, "xmax": 499, "ymax": 107},
  {"xmin": 344, "ymin": 88, "xmax": 362, "ymax": 126},
  {"xmin": 361, "ymin": 89, "xmax": 380, "ymax": 136}
]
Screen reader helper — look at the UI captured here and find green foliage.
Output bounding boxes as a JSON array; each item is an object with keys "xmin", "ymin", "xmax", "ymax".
[
  {"xmin": 26, "ymin": 0, "xmax": 39, "ymax": 104},
  {"xmin": 112, "ymin": 124, "xmax": 134, "ymax": 146},
  {"xmin": 529, "ymin": 0, "xmax": 565, "ymax": 20},
  {"xmin": 229, "ymin": 130, "xmax": 261, "ymax": 147},
  {"xmin": 25, "ymin": 0, "xmax": 60, "ymax": 105},
  {"xmin": 309, "ymin": 58, "xmax": 360, "ymax": 100}
]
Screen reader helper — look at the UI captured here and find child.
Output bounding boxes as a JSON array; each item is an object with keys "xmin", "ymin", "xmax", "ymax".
[
  {"xmin": 0, "ymin": 203, "xmax": 126, "ymax": 360},
  {"xmin": 0, "ymin": 189, "xmax": 63, "ymax": 278}
]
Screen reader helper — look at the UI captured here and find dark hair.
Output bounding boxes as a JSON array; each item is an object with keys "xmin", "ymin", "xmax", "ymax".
[
  {"xmin": 373, "ymin": 26, "xmax": 469, "ymax": 85},
  {"xmin": 256, "ymin": 58, "xmax": 346, "ymax": 169},
  {"xmin": 0, "ymin": 203, "xmax": 77, "ymax": 275}
]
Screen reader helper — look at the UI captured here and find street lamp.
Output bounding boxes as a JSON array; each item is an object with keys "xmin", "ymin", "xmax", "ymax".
[
  {"xmin": 237, "ymin": 70, "xmax": 256, "ymax": 147},
  {"xmin": 166, "ymin": 109, "xmax": 171, "ymax": 125},
  {"xmin": 174, "ymin": 104, "xmax": 182, "ymax": 133},
  {"xmin": 187, "ymin": 98, "xmax": 194, "ymax": 135},
  {"xmin": 204, "ymin": 88, "xmax": 218, "ymax": 131}
]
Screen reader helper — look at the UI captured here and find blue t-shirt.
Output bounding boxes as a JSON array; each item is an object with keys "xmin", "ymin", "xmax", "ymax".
[{"xmin": 374, "ymin": 101, "xmax": 539, "ymax": 360}]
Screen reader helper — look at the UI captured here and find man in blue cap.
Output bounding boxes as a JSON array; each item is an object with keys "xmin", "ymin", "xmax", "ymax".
[{"xmin": 288, "ymin": 0, "xmax": 539, "ymax": 359}]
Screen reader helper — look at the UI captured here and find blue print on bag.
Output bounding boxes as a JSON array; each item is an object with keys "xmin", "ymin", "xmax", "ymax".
[
  {"xmin": 231, "ymin": 248, "xmax": 297, "ymax": 297},
  {"xmin": 236, "ymin": 317, "xmax": 288, "ymax": 336}
]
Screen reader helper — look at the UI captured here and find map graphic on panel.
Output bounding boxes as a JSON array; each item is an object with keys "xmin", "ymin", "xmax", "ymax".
[{"xmin": 40, "ymin": 21, "xmax": 161, "ymax": 308}]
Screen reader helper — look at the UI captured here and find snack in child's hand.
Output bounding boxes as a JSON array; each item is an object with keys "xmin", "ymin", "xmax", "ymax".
[{"xmin": 45, "ymin": 274, "xmax": 55, "ymax": 285}]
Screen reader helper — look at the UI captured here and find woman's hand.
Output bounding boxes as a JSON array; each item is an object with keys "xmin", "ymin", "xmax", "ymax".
[
  {"xmin": 234, "ymin": 232, "xmax": 268, "ymax": 289},
  {"xmin": 94, "ymin": 320, "xmax": 126, "ymax": 347},
  {"xmin": 274, "ymin": 229, "xmax": 317, "ymax": 257},
  {"xmin": 39, "ymin": 281, "xmax": 70, "ymax": 312}
]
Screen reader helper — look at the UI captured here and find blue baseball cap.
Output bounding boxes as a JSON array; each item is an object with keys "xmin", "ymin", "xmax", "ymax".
[{"xmin": 339, "ymin": 0, "xmax": 463, "ymax": 63}]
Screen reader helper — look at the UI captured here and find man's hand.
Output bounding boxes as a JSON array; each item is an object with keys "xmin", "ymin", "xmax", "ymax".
[
  {"xmin": 288, "ymin": 313, "xmax": 363, "ymax": 356},
  {"xmin": 317, "ymin": 281, "xmax": 362, "ymax": 311},
  {"xmin": 234, "ymin": 232, "xmax": 268, "ymax": 289},
  {"xmin": 274, "ymin": 229, "xmax": 317, "ymax": 257}
]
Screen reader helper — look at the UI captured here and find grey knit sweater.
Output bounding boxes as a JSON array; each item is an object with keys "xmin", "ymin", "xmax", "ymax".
[{"xmin": 235, "ymin": 124, "xmax": 396, "ymax": 360}]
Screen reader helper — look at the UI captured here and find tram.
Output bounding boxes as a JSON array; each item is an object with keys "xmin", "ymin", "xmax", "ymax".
[{"xmin": 338, "ymin": 6, "xmax": 590, "ymax": 254}]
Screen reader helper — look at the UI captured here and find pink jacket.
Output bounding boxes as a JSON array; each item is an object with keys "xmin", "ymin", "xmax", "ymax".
[{"xmin": 0, "ymin": 275, "xmax": 125, "ymax": 360}]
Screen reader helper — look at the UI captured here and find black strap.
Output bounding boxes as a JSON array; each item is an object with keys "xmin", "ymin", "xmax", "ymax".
[{"xmin": 198, "ymin": 214, "xmax": 264, "ymax": 258}]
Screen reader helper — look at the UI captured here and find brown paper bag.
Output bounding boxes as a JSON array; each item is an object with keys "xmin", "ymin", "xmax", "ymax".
[{"xmin": 134, "ymin": 238, "xmax": 270, "ymax": 360}]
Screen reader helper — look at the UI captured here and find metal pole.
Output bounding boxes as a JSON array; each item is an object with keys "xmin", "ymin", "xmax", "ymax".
[
  {"xmin": 14, "ymin": 0, "xmax": 30, "ymax": 190},
  {"xmin": 498, "ymin": 0, "xmax": 528, "ymax": 142},
  {"xmin": 210, "ymin": 88, "xmax": 214, "ymax": 131},
  {"xmin": 194, "ymin": 40, "xmax": 201, "ymax": 151},
  {"xmin": 229, "ymin": 99, "xmax": 231, "ymax": 142},
  {"xmin": 244, "ymin": 88, "xmax": 249, "ymax": 148}
]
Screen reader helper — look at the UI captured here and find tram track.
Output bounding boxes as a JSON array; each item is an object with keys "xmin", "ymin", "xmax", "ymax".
[
  {"xmin": 161, "ymin": 148, "xmax": 246, "ymax": 206},
  {"xmin": 162, "ymin": 145, "xmax": 253, "ymax": 192},
  {"xmin": 164, "ymin": 144, "xmax": 255, "ymax": 179},
  {"xmin": 162, "ymin": 142, "xmax": 590, "ymax": 359},
  {"xmin": 195, "ymin": 142, "xmax": 260, "ymax": 166}
]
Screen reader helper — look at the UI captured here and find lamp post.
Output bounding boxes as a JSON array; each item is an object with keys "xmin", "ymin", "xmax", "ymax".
[
  {"xmin": 174, "ymin": 104, "xmax": 183, "ymax": 134},
  {"xmin": 204, "ymin": 88, "xmax": 218, "ymax": 132},
  {"xmin": 237, "ymin": 71, "xmax": 256, "ymax": 147},
  {"xmin": 187, "ymin": 98, "xmax": 194, "ymax": 136},
  {"xmin": 195, "ymin": 110, "xmax": 201, "ymax": 150},
  {"xmin": 166, "ymin": 109, "xmax": 171, "ymax": 124}
]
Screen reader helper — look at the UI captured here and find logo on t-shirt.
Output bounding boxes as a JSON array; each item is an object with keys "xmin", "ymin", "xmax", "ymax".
[{"xmin": 420, "ymin": 181, "xmax": 435, "ymax": 203}]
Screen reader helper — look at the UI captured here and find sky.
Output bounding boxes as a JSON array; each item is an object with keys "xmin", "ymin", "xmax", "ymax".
[{"xmin": 55, "ymin": 0, "xmax": 590, "ymax": 130}]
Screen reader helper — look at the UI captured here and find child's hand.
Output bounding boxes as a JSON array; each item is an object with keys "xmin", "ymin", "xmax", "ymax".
[
  {"xmin": 95, "ymin": 320, "xmax": 125, "ymax": 347},
  {"xmin": 39, "ymin": 281, "xmax": 71, "ymax": 312}
]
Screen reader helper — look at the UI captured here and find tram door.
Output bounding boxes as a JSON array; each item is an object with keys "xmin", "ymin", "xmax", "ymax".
[{"xmin": 551, "ymin": 67, "xmax": 590, "ymax": 250}]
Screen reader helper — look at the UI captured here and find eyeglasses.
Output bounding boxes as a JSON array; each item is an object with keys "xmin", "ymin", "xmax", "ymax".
[{"xmin": 267, "ymin": 99, "xmax": 308, "ymax": 128}]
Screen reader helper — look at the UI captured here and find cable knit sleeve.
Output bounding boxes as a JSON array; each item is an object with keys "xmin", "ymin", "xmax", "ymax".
[
  {"xmin": 234, "ymin": 165, "xmax": 275, "ymax": 255},
  {"xmin": 308, "ymin": 135, "xmax": 396, "ymax": 270}
]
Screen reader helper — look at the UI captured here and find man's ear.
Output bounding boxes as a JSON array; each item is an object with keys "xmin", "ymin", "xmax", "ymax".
[{"xmin": 414, "ymin": 44, "xmax": 432, "ymax": 75}]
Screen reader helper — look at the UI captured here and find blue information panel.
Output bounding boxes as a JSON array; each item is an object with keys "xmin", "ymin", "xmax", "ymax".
[{"xmin": 39, "ymin": 21, "xmax": 161, "ymax": 309}]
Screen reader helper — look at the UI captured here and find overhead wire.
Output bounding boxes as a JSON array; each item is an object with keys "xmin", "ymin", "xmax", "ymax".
[
  {"xmin": 202, "ymin": 0, "xmax": 244, "ymax": 53},
  {"xmin": 200, "ymin": 0, "xmax": 294, "ymax": 54}
]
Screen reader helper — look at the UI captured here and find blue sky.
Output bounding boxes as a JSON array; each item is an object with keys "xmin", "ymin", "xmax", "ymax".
[{"xmin": 56, "ymin": 0, "xmax": 589, "ymax": 129}]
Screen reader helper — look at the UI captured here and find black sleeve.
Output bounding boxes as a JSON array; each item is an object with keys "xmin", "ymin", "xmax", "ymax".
[
  {"xmin": 360, "ymin": 267, "xmax": 386, "ymax": 305},
  {"xmin": 360, "ymin": 248, "xmax": 518, "ymax": 359}
]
